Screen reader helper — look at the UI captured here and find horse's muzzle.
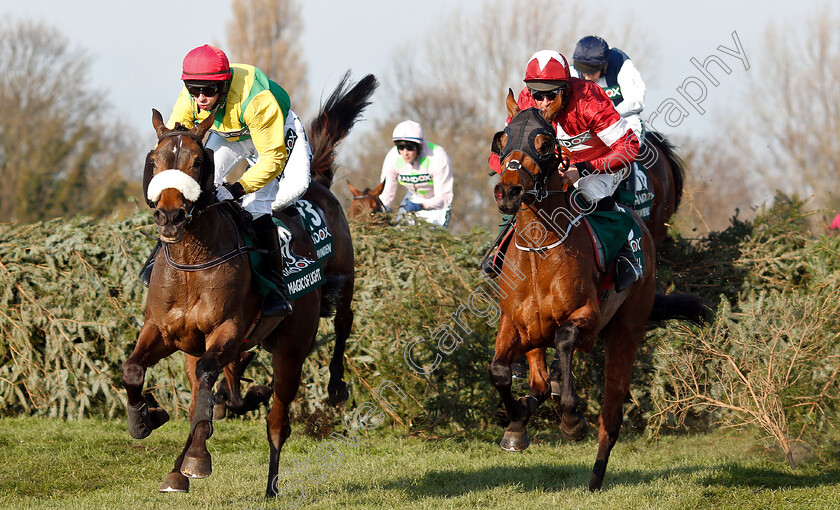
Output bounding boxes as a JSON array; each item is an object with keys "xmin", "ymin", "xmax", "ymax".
[
  {"xmin": 495, "ymin": 183, "xmax": 523, "ymax": 215},
  {"xmin": 153, "ymin": 207, "xmax": 188, "ymax": 243}
]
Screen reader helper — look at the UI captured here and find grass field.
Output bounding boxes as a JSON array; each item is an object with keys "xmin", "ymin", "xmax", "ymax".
[{"xmin": 1, "ymin": 417, "xmax": 839, "ymax": 509}]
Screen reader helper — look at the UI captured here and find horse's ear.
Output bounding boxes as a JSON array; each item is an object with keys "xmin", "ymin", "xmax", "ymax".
[
  {"xmin": 194, "ymin": 108, "xmax": 216, "ymax": 139},
  {"xmin": 372, "ymin": 179, "xmax": 386, "ymax": 197},
  {"xmin": 347, "ymin": 181, "xmax": 363, "ymax": 197},
  {"xmin": 142, "ymin": 150, "xmax": 157, "ymax": 208},
  {"xmin": 152, "ymin": 109, "xmax": 168, "ymax": 139},
  {"xmin": 506, "ymin": 89, "xmax": 519, "ymax": 119}
]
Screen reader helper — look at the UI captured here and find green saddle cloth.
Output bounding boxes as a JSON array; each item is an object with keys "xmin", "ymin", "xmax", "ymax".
[
  {"xmin": 578, "ymin": 201, "xmax": 644, "ymax": 274},
  {"xmin": 243, "ymin": 218, "xmax": 325, "ymax": 300}
]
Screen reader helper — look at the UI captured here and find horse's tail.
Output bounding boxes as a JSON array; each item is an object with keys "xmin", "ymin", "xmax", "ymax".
[
  {"xmin": 645, "ymin": 131, "xmax": 686, "ymax": 211},
  {"xmin": 648, "ymin": 292, "xmax": 711, "ymax": 325},
  {"xmin": 308, "ymin": 72, "xmax": 379, "ymax": 189}
]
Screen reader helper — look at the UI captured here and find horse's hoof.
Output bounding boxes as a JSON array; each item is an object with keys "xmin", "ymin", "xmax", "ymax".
[
  {"xmin": 180, "ymin": 453, "xmax": 212, "ymax": 479},
  {"xmin": 328, "ymin": 382, "xmax": 350, "ymax": 407},
  {"xmin": 159, "ymin": 471, "xmax": 190, "ymax": 492},
  {"xmin": 213, "ymin": 403, "xmax": 227, "ymax": 420},
  {"xmin": 500, "ymin": 430, "xmax": 530, "ymax": 452},
  {"xmin": 561, "ymin": 414, "xmax": 589, "ymax": 442}
]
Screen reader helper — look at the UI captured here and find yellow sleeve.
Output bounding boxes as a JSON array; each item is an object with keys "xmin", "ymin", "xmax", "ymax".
[
  {"xmin": 236, "ymin": 90, "xmax": 288, "ymax": 194},
  {"xmin": 166, "ymin": 87, "xmax": 196, "ymax": 129}
]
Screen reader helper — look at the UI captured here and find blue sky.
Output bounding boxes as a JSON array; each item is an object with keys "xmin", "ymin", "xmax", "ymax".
[{"xmin": 0, "ymin": 0, "xmax": 817, "ymax": 145}]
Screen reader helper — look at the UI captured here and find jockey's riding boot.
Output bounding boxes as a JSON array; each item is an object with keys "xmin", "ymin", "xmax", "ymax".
[
  {"xmin": 139, "ymin": 241, "xmax": 161, "ymax": 288},
  {"xmin": 482, "ymin": 216, "xmax": 515, "ymax": 279},
  {"xmin": 614, "ymin": 242, "xmax": 643, "ymax": 293},
  {"xmin": 252, "ymin": 215, "xmax": 293, "ymax": 318}
]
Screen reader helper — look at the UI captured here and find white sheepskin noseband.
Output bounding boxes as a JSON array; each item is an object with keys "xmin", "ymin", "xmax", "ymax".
[{"xmin": 146, "ymin": 169, "xmax": 202, "ymax": 203}]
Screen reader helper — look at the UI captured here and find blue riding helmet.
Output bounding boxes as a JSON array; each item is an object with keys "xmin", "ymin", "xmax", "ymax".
[{"xmin": 573, "ymin": 35, "xmax": 610, "ymax": 74}]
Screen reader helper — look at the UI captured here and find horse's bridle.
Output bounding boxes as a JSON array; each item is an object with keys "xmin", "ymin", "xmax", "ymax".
[
  {"xmin": 496, "ymin": 108, "xmax": 569, "ymax": 203},
  {"xmin": 150, "ymin": 129, "xmax": 257, "ymax": 271}
]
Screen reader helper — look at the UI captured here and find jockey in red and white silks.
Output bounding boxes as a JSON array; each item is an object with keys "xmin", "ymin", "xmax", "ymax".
[
  {"xmin": 571, "ymin": 35, "xmax": 646, "ymax": 142},
  {"xmin": 380, "ymin": 120, "xmax": 454, "ymax": 228},
  {"xmin": 512, "ymin": 50, "xmax": 640, "ymax": 206}
]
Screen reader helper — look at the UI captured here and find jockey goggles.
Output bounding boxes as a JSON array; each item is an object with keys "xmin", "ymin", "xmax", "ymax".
[
  {"xmin": 395, "ymin": 142, "xmax": 418, "ymax": 151},
  {"xmin": 528, "ymin": 87, "xmax": 562, "ymax": 102},
  {"xmin": 185, "ymin": 82, "xmax": 222, "ymax": 97}
]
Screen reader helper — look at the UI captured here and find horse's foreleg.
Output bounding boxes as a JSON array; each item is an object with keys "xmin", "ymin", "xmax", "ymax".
[
  {"xmin": 328, "ymin": 291, "xmax": 353, "ymax": 407},
  {"xmin": 122, "ymin": 323, "xmax": 175, "ymax": 439},
  {"xmin": 179, "ymin": 328, "xmax": 239, "ymax": 480},
  {"xmin": 589, "ymin": 324, "xmax": 641, "ymax": 492},
  {"xmin": 490, "ymin": 319, "xmax": 532, "ymax": 451},
  {"xmin": 553, "ymin": 322, "xmax": 588, "ymax": 442}
]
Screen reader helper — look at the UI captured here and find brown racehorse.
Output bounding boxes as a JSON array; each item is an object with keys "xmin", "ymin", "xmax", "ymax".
[
  {"xmin": 346, "ymin": 179, "xmax": 386, "ymax": 218},
  {"xmin": 123, "ymin": 110, "xmax": 328, "ymax": 497},
  {"xmin": 215, "ymin": 73, "xmax": 380, "ymax": 412},
  {"xmin": 635, "ymin": 131, "xmax": 686, "ymax": 247},
  {"xmin": 490, "ymin": 91, "xmax": 706, "ymax": 491}
]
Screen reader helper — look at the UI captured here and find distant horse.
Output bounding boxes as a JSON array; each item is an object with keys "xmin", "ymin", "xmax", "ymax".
[
  {"xmin": 490, "ymin": 91, "xmax": 706, "ymax": 491},
  {"xmin": 346, "ymin": 179, "xmax": 386, "ymax": 218},
  {"xmin": 635, "ymin": 131, "xmax": 686, "ymax": 247},
  {"xmin": 123, "ymin": 110, "xmax": 328, "ymax": 497}
]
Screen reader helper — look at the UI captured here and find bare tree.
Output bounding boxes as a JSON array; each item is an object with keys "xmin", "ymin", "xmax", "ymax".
[
  {"xmin": 226, "ymin": 0, "xmax": 309, "ymax": 115},
  {"xmin": 0, "ymin": 20, "xmax": 140, "ymax": 223},
  {"xmin": 708, "ymin": 8, "xmax": 840, "ymax": 218}
]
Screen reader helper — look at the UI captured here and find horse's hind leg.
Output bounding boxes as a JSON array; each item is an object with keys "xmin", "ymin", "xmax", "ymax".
[
  {"xmin": 588, "ymin": 322, "xmax": 641, "ymax": 492},
  {"xmin": 554, "ymin": 323, "xmax": 588, "ymax": 442},
  {"xmin": 328, "ymin": 284, "xmax": 353, "ymax": 406},
  {"xmin": 216, "ymin": 350, "xmax": 271, "ymax": 418},
  {"xmin": 265, "ymin": 345, "xmax": 310, "ymax": 498},
  {"xmin": 122, "ymin": 323, "xmax": 175, "ymax": 439}
]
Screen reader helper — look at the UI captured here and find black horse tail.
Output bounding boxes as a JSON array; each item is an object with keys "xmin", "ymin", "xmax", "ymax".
[
  {"xmin": 648, "ymin": 292, "xmax": 711, "ymax": 325},
  {"xmin": 644, "ymin": 131, "xmax": 687, "ymax": 212},
  {"xmin": 308, "ymin": 72, "xmax": 379, "ymax": 189}
]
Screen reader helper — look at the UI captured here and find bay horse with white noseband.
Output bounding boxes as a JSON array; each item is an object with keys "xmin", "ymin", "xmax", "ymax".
[
  {"xmin": 490, "ymin": 90, "xmax": 705, "ymax": 491},
  {"xmin": 123, "ymin": 109, "xmax": 325, "ymax": 497}
]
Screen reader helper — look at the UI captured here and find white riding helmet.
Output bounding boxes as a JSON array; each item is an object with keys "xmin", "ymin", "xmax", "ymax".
[{"xmin": 392, "ymin": 120, "xmax": 424, "ymax": 144}]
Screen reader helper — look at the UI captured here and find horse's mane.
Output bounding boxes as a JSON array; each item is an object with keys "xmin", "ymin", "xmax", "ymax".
[
  {"xmin": 308, "ymin": 72, "xmax": 379, "ymax": 188},
  {"xmin": 645, "ymin": 130, "xmax": 686, "ymax": 211}
]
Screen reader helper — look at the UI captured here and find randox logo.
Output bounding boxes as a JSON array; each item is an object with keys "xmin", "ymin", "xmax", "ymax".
[
  {"xmin": 557, "ymin": 131, "xmax": 593, "ymax": 149},
  {"xmin": 604, "ymin": 85, "xmax": 622, "ymax": 99},
  {"xmin": 399, "ymin": 173, "xmax": 433, "ymax": 185}
]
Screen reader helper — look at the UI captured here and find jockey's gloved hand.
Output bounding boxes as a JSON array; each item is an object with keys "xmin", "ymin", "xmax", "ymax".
[
  {"xmin": 216, "ymin": 182, "xmax": 245, "ymax": 202},
  {"xmin": 403, "ymin": 201, "xmax": 422, "ymax": 212}
]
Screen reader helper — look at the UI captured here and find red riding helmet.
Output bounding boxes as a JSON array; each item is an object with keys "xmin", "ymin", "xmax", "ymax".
[
  {"xmin": 181, "ymin": 44, "xmax": 232, "ymax": 81},
  {"xmin": 524, "ymin": 50, "xmax": 571, "ymax": 91}
]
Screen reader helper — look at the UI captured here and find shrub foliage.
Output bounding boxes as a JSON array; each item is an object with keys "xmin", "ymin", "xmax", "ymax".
[{"xmin": 1, "ymin": 196, "xmax": 838, "ymax": 461}]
